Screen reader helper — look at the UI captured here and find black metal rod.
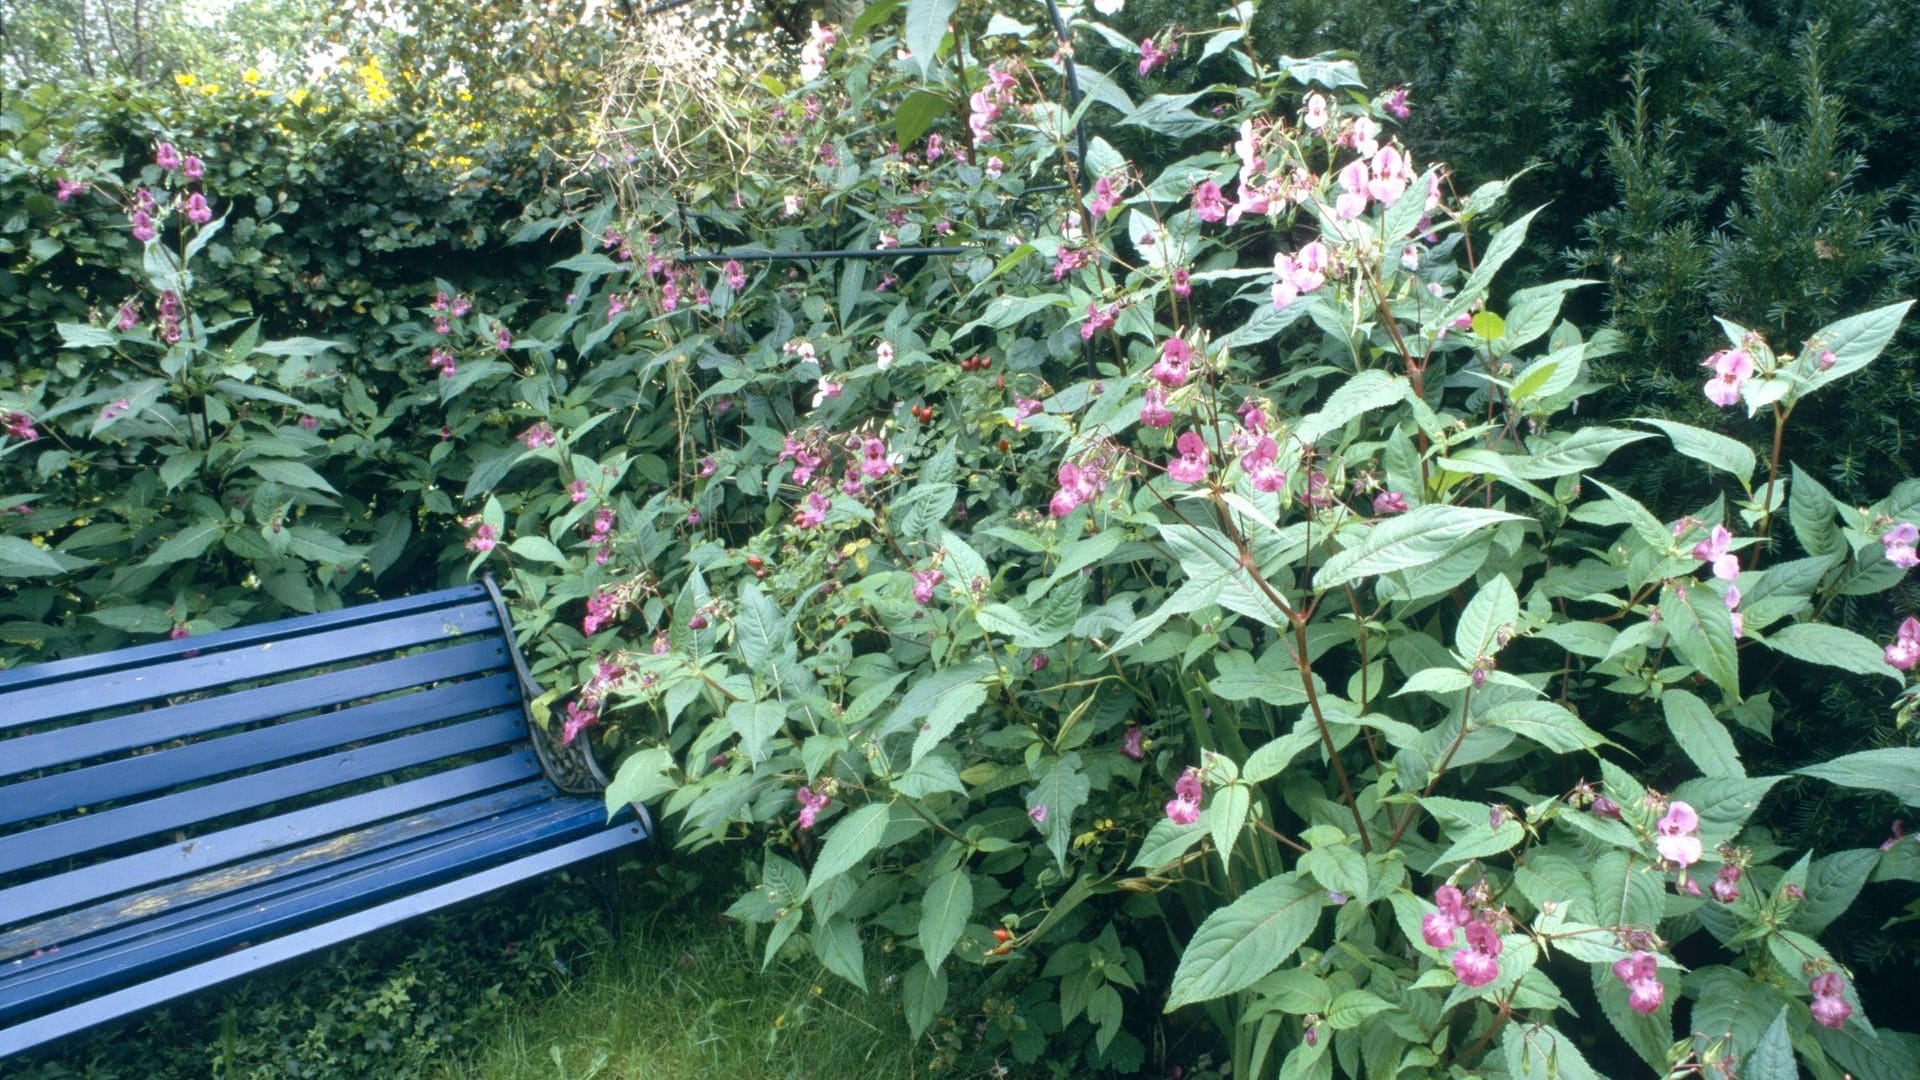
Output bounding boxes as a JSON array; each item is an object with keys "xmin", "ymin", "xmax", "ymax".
[
  {"xmin": 679, "ymin": 246, "xmax": 973, "ymax": 262},
  {"xmin": 1039, "ymin": 0, "xmax": 1093, "ymax": 172}
]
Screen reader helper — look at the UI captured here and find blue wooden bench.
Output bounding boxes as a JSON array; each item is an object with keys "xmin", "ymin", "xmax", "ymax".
[{"xmin": 0, "ymin": 578, "xmax": 649, "ymax": 1059}]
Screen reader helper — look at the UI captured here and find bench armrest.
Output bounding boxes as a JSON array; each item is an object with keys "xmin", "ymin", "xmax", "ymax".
[{"xmin": 479, "ymin": 574, "xmax": 613, "ymax": 797}]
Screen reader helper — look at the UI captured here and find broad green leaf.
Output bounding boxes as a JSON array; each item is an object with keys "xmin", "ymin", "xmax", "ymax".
[
  {"xmin": 1592, "ymin": 850, "xmax": 1664, "ymax": 927},
  {"xmin": 901, "ymin": 0, "xmax": 956, "ymax": 79},
  {"xmin": 1765, "ymin": 623, "xmax": 1902, "ymax": 683},
  {"xmin": 1507, "ymin": 427, "xmax": 1652, "ymax": 479},
  {"xmin": 508, "ymin": 536, "xmax": 568, "ymax": 567},
  {"xmin": 727, "ymin": 701, "xmax": 785, "ymax": 763},
  {"xmin": 1428, "ymin": 815, "xmax": 1525, "ymax": 868},
  {"xmin": 1671, "ymin": 776, "xmax": 1782, "ymax": 846},
  {"xmin": 1323, "ymin": 990, "xmax": 1390, "ymax": 1031},
  {"xmin": 1798, "ymin": 299, "xmax": 1914, "ymax": 395},
  {"xmin": 1121, "ymin": 91, "xmax": 1221, "ymax": 139},
  {"xmin": 84, "ymin": 604, "xmax": 173, "ymax": 633},
  {"xmin": 56, "ymin": 322, "xmax": 119, "ymax": 348},
  {"xmin": 1031, "ymin": 752, "xmax": 1091, "ymax": 869},
  {"xmin": 806, "ymin": 802, "xmax": 891, "ymax": 898},
  {"xmin": 604, "ymin": 746, "xmax": 676, "ymax": 816},
  {"xmin": 813, "ymin": 915, "xmax": 866, "ymax": 990},
  {"xmin": 141, "ymin": 520, "xmax": 224, "ymax": 567},
  {"xmin": 1636, "ymin": 418, "xmax": 1757, "ymax": 491},
  {"xmin": 1497, "ymin": 280, "xmax": 1594, "ymax": 353},
  {"xmin": 1444, "ymin": 206, "xmax": 1542, "ymax": 324},
  {"xmin": 919, "ymin": 869, "xmax": 972, "ymax": 970},
  {"xmin": 1588, "ymin": 477, "xmax": 1673, "ymax": 552},
  {"xmin": 1481, "ymin": 700, "xmax": 1609, "ymax": 753},
  {"xmin": 903, "ymin": 963, "xmax": 947, "ymax": 1039},
  {"xmin": 1662, "ymin": 689, "xmax": 1744, "ymax": 778},
  {"xmin": 1455, "ymin": 574, "xmax": 1518, "ymax": 661},
  {"xmin": 1797, "ymin": 747, "xmax": 1920, "ymax": 806},
  {"xmin": 1788, "ymin": 849, "xmax": 1879, "ymax": 935},
  {"xmin": 1132, "ymin": 817, "xmax": 1206, "ymax": 869},
  {"xmin": 1314, "ymin": 506, "xmax": 1525, "ymax": 590},
  {"xmin": 895, "ymin": 89, "xmax": 950, "ymax": 147},
  {"xmin": 1293, "ymin": 371, "xmax": 1408, "ymax": 446},
  {"xmin": 1743, "ymin": 1007, "xmax": 1798, "ymax": 1080},
  {"xmin": 1242, "ymin": 726, "xmax": 1320, "ymax": 784},
  {"xmin": 1211, "ymin": 650, "xmax": 1311, "ymax": 705},
  {"xmin": 1789, "ymin": 463, "xmax": 1842, "ymax": 556},
  {"xmin": 1222, "ymin": 297, "xmax": 1312, "ymax": 348},
  {"xmin": 1502, "ymin": 1023, "xmax": 1601, "ymax": 1080},
  {"xmin": 1659, "ymin": 584, "xmax": 1741, "ymax": 699},
  {"xmin": 1165, "ymin": 876, "xmax": 1321, "ymax": 1010},
  {"xmin": 0, "ymin": 536, "xmax": 72, "ymax": 578},
  {"xmin": 735, "ymin": 580, "xmax": 794, "ymax": 674},
  {"xmin": 1209, "ymin": 784, "xmax": 1252, "ymax": 872}
]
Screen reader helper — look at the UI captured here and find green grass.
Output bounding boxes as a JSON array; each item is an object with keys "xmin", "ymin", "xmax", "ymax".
[{"xmin": 425, "ymin": 900, "xmax": 982, "ymax": 1080}]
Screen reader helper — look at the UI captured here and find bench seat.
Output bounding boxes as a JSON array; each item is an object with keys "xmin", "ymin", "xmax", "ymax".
[{"xmin": 0, "ymin": 580, "xmax": 647, "ymax": 1060}]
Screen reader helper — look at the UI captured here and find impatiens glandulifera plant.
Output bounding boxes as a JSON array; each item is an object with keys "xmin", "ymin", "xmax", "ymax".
[{"xmin": 9, "ymin": 1, "xmax": 1920, "ymax": 1076}]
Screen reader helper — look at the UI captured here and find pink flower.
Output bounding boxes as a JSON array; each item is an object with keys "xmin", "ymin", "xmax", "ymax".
[
  {"xmin": 1167, "ymin": 430, "xmax": 1210, "ymax": 484},
  {"xmin": 1165, "ymin": 767, "xmax": 1204, "ymax": 824},
  {"xmin": 1381, "ymin": 87, "xmax": 1410, "ymax": 120},
  {"xmin": 1029, "ymin": 803, "xmax": 1049, "ymax": 825},
  {"xmin": 607, "ymin": 293, "xmax": 629, "ymax": 322},
  {"xmin": 154, "ymin": 141, "xmax": 181, "ymax": 171},
  {"xmin": 1818, "ymin": 349, "xmax": 1837, "ymax": 371},
  {"xmin": 912, "ymin": 568, "xmax": 944, "ymax": 605},
  {"xmin": 465, "ymin": 521, "xmax": 497, "ymax": 554},
  {"xmin": 1140, "ymin": 385, "xmax": 1173, "ymax": 428},
  {"xmin": 1881, "ymin": 522, "xmax": 1919, "ymax": 569},
  {"xmin": 100, "ymin": 398, "xmax": 130, "ymax": 422},
  {"xmin": 521, "ymin": 423, "xmax": 557, "ymax": 449},
  {"xmin": 794, "ymin": 491, "xmax": 830, "ymax": 529},
  {"xmin": 1081, "ymin": 302, "xmax": 1116, "ymax": 341},
  {"xmin": 1013, "ymin": 397, "xmax": 1044, "ymax": 427},
  {"xmin": 1810, "ymin": 974, "xmax": 1852, "ymax": 1029},
  {"xmin": 130, "ymin": 210, "xmax": 156, "ymax": 243},
  {"xmin": 1302, "ymin": 92, "xmax": 1329, "ymax": 131},
  {"xmin": 1882, "ymin": 819, "xmax": 1909, "ymax": 851},
  {"xmin": 875, "ymin": 341, "xmax": 894, "ymax": 370},
  {"xmin": 1702, "ymin": 348, "xmax": 1755, "ymax": 408},
  {"xmin": 569, "ymin": 480, "xmax": 589, "ymax": 503},
  {"xmin": 1691, "ymin": 525, "xmax": 1740, "ymax": 582},
  {"xmin": 451, "ymin": 295, "xmax": 472, "ymax": 317},
  {"xmin": 985, "ymin": 156, "xmax": 1005, "ymax": 179},
  {"xmin": 115, "ymin": 301, "xmax": 139, "ymax": 331},
  {"xmin": 495, "ymin": 326, "xmax": 512, "ymax": 350},
  {"xmin": 1121, "ymin": 725, "xmax": 1144, "ymax": 761},
  {"xmin": 185, "ymin": 193, "xmax": 212, "ymax": 225},
  {"xmin": 55, "ymin": 178, "xmax": 87, "ymax": 202},
  {"xmin": 1451, "ymin": 927, "xmax": 1500, "ymax": 987},
  {"xmin": 796, "ymin": 786, "xmax": 830, "ymax": 830},
  {"xmin": 1373, "ymin": 491, "xmax": 1409, "ymax": 515},
  {"xmin": 429, "ymin": 347, "xmax": 456, "ymax": 378},
  {"xmin": 1151, "ymin": 337, "xmax": 1192, "ymax": 388},
  {"xmin": 299, "ymin": 415, "xmax": 319, "ymax": 431},
  {"xmin": 811, "ymin": 378, "xmax": 843, "ymax": 408},
  {"xmin": 1138, "ymin": 36, "xmax": 1170, "ymax": 76},
  {"xmin": 1886, "ymin": 617, "xmax": 1920, "ymax": 671},
  {"xmin": 860, "ymin": 437, "xmax": 896, "ymax": 479},
  {"xmin": 1656, "ymin": 801, "xmax": 1702, "ymax": 867},
  {"xmin": 1711, "ymin": 864, "xmax": 1742, "ymax": 903},
  {"xmin": 1088, "ymin": 175, "xmax": 1122, "ymax": 217},
  {"xmin": 1241, "ymin": 436, "xmax": 1285, "ymax": 493},
  {"xmin": 1191, "ymin": 181, "xmax": 1228, "ymax": 223},
  {"xmin": 1171, "ymin": 267, "xmax": 1191, "ymax": 298},
  {"xmin": 1612, "ymin": 950, "xmax": 1667, "ymax": 1014},
  {"xmin": 561, "ymin": 701, "xmax": 598, "ymax": 746},
  {"xmin": 724, "ymin": 259, "xmax": 747, "ymax": 290},
  {"xmin": 170, "ymin": 624, "xmax": 190, "ymax": 640},
  {"xmin": 925, "ymin": 133, "xmax": 944, "ymax": 162},
  {"xmin": 183, "ymin": 154, "xmax": 204, "ymax": 180},
  {"xmin": 4, "ymin": 411, "xmax": 39, "ymax": 442}
]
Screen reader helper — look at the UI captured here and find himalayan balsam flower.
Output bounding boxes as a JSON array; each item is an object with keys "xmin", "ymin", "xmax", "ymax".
[
  {"xmin": 154, "ymin": 141, "xmax": 181, "ymax": 171},
  {"xmin": 860, "ymin": 437, "xmax": 896, "ymax": 479},
  {"xmin": 561, "ymin": 701, "xmax": 597, "ymax": 746},
  {"xmin": 299, "ymin": 415, "xmax": 319, "ymax": 431},
  {"xmin": 1151, "ymin": 337, "xmax": 1193, "ymax": 388},
  {"xmin": 1081, "ymin": 302, "xmax": 1116, "ymax": 341},
  {"xmin": 1382, "ymin": 87, "xmax": 1411, "ymax": 119},
  {"xmin": 1373, "ymin": 491, "xmax": 1409, "ymax": 515},
  {"xmin": 1612, "ymin": 951, "xmax": 1664, "ymax": 1014},
  {"xmin": 115, "ymin": 301, "xmax": 139, "ymax": 331},
  {"xmin": 130, "ymin": 210, "xmax": 156, "ymax": 243},
  {"xmin": 1167, "ymin": 431, "xmax": 1210, "ymax": 484},
  {"xmin": 1140, "ymin": 385, "xmax": 1173, "ymax": 428},
  {"xmin": 1088, "ymin": 175, "xmax": 1121, "ymax": 217},
  {"xmin": 1702, "ymin": 348, "xmax": 1754, "ymax": 408},
  {"xmin": 1171, "ymin": 267, "xmax": 1191, "ymax": 298},
  {"xmin": 1121, "ymin": 725, "xmax": 1144, "ymax": 761},
  {"xmin": 1656, "ymin": 801, "xmax": 1703, "ymax": 867},
  {"xmin": 1885, "ymin": 617, "xmax": 1920, "ymax": 671},
  {"xmin": 1028, "ymin": 803, "xmax": 1048, "ymax": 825},
  {"xmin": 183, "ymin": 154, "xmax": 204, "ymax": 180},
  {"xmin": 521, "ymin": 423, "xmax": 557, "ymax": 449},
  {"xmin": 1165, "ymin": 767, "xmax": 1204, "ymax": 825},
  {"xmin": 1810, "ymin": 973, "xmax": 1852, "ymax": 1029},
  {"xmin": 1302, "ymin": 92, "xmax": 1329, "ymax": 131},
  {"xmin": 185, "ymin": 193, "xmax": 212, "ymax": 225},
  {"xmin": 912, "ymin": 568, "xmax": 944, "ymax": 605},
  {"xmin": 1691, "ymin": 525, "xmax": 1740, "ymax": 582},
  {"xmin": 724, "ymin": 259, "xmax": 746, "ymax": 290},
  {"xmin": 1711, "ymin": 863, "xmax": 1742, "ymax": 904},
  {"xmin": 569, "ymin": 480, "xmax": 588, "ymax": 503},
  {"xmin": 55, "ymin": 178, "xmax": 87, "ymax": 202},
  {"xmin": 1241, "ymin": 437, "xmax": 1284, "ymax": 493},
  {"xmin": 1881, "ymin": 522, "xmax": 1919, "ymax": 569},
  {"xmin": 1138, "ymin": 36, "xmax": 1170, "ymax": 76},
  {"xmin": 795, "ymin": 786, "xmax": 830, "ymax": 830},
  {"xmin": 429, "ymin": 348, "xmax": 456, "ymax": 378},
  {"xmin": 100, "ymin": 399, "xmax": 130, "ymax": 422},
  {"xmin": 4, "ymin": 411, "xmax": 39, "ymax": 442},
  {"xmin": 875, "ymin": 341, "xmax": 894, "ymax": 370},
  {"xmin": 794, "ymin": 492, "xmax": 830, "ymax": 529},
  {"xmin": 1191, "ymin": 181, "xmax": 1228, "ymax": 223},
  {"xmin": 1451, "ymin": 920, "xmax": 1501, "ymax": 987},
  {"xmin": 1422, "ymin": 885, "xmax": 1468, "ymax": 948},
  {"xmin": 465, "ymin": 522, "xmax": 497, "ymax": 553}
]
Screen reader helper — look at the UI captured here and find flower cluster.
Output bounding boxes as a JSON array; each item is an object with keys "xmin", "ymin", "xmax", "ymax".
[
  {"xmin": 1422, "ymin": 886, "xmax": 1505, "ymax": 988},
  {"xmin": 1810, "ymin": 972, "xmax": 1853, "ymax": 1029},
  {"xmin": 796, "ymin": 784, "xmax": 830, "ymax": 830},
  {"xmin": 969, "ymin": 63, "xmax": 1020, "ymax": 144},
  {"xmin": 462, "ymin": 517, "xmax": 497, "ymax": 553},
  {"xmin": 1050, "ymin": 455, "xmax": 1111, "ymax": 517},
  {"xmin": 3, "ymin": 410, "xmax": 38, "ymax": 442},
  {"xmin": 588, "ymin": 506, "xmax": 616, "ymax": 565}
]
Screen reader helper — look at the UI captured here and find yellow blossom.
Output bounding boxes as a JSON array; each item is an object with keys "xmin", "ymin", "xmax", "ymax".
[
  {"xmin": 175, "ymin": 72, "xmax": 196, "ymax": 88},
  {"xmin": 243, "ymin": 67, "xmax": 261, "ymax": 85}
]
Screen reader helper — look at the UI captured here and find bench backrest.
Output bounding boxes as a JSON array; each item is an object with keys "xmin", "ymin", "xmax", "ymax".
[{"xmin": 0, "ymin": 582, "xmax": 549, "ymax": 940}]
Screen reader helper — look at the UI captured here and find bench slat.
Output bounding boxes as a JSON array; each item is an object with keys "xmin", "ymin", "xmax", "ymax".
[
  {"xmin": 0, "ymin": 754, "xmax": 543, "ymax": 928},
  {"xmin": 0, "ymin": 825, "xmax": 644, "ymax": 1060},
  {"xmin": 0, "ymin": 798, "xmax": 617, "ymax": 1020},
  {"xmin": 0, "ymin": 639, "xmax": 513, "ymax": 783},
  {"xmin": 0, "ymin": 584, "xmax": 490, "ymax": 695},
  {"xmin": 0, "ymin": 780, "xmax": 562, "ymax": 962},
  {"xmin": 0, "ymin": 711, "xmax": 530, "ymax": 876},
  {"xmin": 0, "ymin": 601, "xmax": 502, "ymax": 731},
  {"xmin": 0, "ymin": 673, "xmax": 523, "ymax": 829}
]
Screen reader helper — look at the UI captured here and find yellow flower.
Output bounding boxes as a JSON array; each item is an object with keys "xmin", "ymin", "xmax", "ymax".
[
  {"xmin": 242, "ymin": 67, "xmax": 261, "ymax": 85},
  {"xmin": 288, "ymin": 87, "xmax": 309, "ymax": 106},
  {"xmin": 174, "ymin": 72, "xmax": 196, "ymax": 88},
  {"xmin": 201, "ymin": 83, "xmax": 220, "ymax": 96}
]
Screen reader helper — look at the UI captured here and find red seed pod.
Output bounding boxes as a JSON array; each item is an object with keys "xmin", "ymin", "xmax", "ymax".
[
  {"xmin": 978, "ymin": 356, "xmax": 992, "ymax": 370},
  {"xmin": 997, "ymin": 439, "xmax": 1010, "ymax": 452},
  {"xmin": 992, "ymin": 928, "xmax": 1012, "ymax": 943}
]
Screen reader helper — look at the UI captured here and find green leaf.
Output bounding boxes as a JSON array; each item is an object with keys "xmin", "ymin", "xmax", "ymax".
[
  {"xmin": 902, "ymin": 0, "xmax": 956, "ymax": 79},
  {"xmin": 735, "ymin": 580, "xmax": 794, "ymax": 675},
  {"xmin": 508, "ymin": 536, "xmax": 568, "ymax": 567},
  {"xmin": 1789, "ymin": 463, "xmax": 1842, "ymax": 557},
  {"xmin": 1588, "ymin": 477, "xmax": 1673, "ymax": 552},
  {"xmin": 56, "ymin": 322, "xmax": 119, "ymax": 349},
  {"xmin": 85, "ymin": 604, "xmax": 173, "ymax": 633},
  {"xmin": 1132, "ymin": 817, "xmax": 1206, "ymax": 869},
  {"xmin": 1788, "ymin": 849, "xmax": 1879, "ymax": 935},
  {"xmin": 813, "ymin": 915, "xmax": 866, "ymax": 990},
  {"xmin": 1211, "ymin": 650, "xmax": 1311, "ymax": 706},
  {"xmin": 1765, "ymin": 623, "xmax": 1902, "ymax": 683},
  {"xmin": 1222, "ymin": 297, "xmax": 1312, "ymax": 348},
  {"xmin": 1659, "ymin": 584, "xmax": 1741, "ymax": 699},
  {"xmin": 1662, "ymin": 689, "xmax": 1744, "ymax": 778},
  {"xmin": 1481, "ymin": 700, "xmax": 1609, "ymax": 753},
  {"xmin": 1799, "ymin": 299, "xmax": 1914, "ymax": 396},
  {"xmin": 1444, "ymin": 206, "xmax": 1542, "ymax": 323},
  {"xmin": 1455, "ymin": 574, "xmax": 1518, "ymax": 661},
  {"xmin": 1031, "ymin": 752, "xmax": 1091, "ymax": 869},
  {"xmin": 1293, "ymin": 371, "xmax": 1408, "ymax": 446},
  {"xmin": 895, "ymin": 90, "xmax": 951, "ymax": 147},
  {"xmin": 1798, "ymin": 747, "xmax": 1920, "ymax": 806},
  {"xmin": 1636, "ymin": 418, "xmax": 1757, "ymax": 491},
  {"xmin": 252, "ymin": 336, "xmax": 344, "ymax": 359},
  {"xmin": 919, "ymin": 869, "xmax": 972, "ymax": 970},
  {"xmin": 806, "ymin": 802, "xmax": 891, "ymax": 899},
  {"xmin": 1209, "ymin": 784, "xmax": 1252, "ymax": 872},
  {"xmin": 1313, "ymin": 506, "xmax": 1525, "ymax": 590},
  {"xmin": 1323, "ymin": 990, "xmax": 1390, "ymax": 1031},
  {"xmin": 604, "ymin": 746, "xmax": 676, "ymax": 816},
  {"xmin": 1121, "ymin": 91, "xmax": 1221, "ymax": 139},
  {"xmin": 727, "ymin": 701, "xmax": 785, "ymax": 763},
  {"xmin": 1502, "ymin": 1023, "xmax": 1601, "ymax": 1080},
  {"xmin": 1165, "ymin": 876, "xmax": 1321, "ymax": 1010},
  {"xmin": 1743, "ymin": 1007, "xmax": 1798, "ymax": 1080},
  {"xmin": 1670, "ymin": 776, "xmax": 1782, "ymax": 846},
  {"xmin": 903, "ymin": 963, "xmax": 947, "ymax": 1039},
  {"xmin": 0, "ymin": 536, "xmax": 72, "ymax": 578},
  {"xmin": 141, "ymin": 520, "xmax": 224, "ymax": 567},
  {"xmin": 1508, "ymin": 427, "xmax": 1653, "ymax": 479}
]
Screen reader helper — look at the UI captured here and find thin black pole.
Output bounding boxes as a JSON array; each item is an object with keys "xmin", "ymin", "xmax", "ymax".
[{"xmin": 678, "ymin": 246, "xmax": 973, "ymax": 262}]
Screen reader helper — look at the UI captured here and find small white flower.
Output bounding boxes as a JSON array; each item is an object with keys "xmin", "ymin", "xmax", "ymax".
[{"xmin": 1093, "ymin": 0, "xmax": 1124, "ymax": 14}]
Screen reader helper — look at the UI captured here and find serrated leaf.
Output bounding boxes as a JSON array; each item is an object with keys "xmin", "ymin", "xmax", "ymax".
[
  {"xmin": 903, "ymin": 963, "xmax": 947, "ymax": 1039},
  {"xmin": 1210, "ymin": 784, "xmax": 1252, "ymax": 872},
  {"xmin": 1637, "ymin": 418, "xmax": 1757, "ymax": 491},
  {"xmin": 1132, "ymin": 817, "xmax": 1207, "ymax": 869},
  {"xmin": 1293, "ymin": 371, "xmax": 1408, "ymax": 446},
  {"xmin": 1481, "ymin": 700, "xmax": 1609, "ymax": 753},
  {"xmin": 1323, "ymin": 990, "xmax": 1390, "ymax": 1030},
  {"xmin": 919, "ymin": 870, "xmax": 972, "ymax": 970},
  {"xmin": 141, "ymin": 520, "xmax": 223, "ymax": 567},
  {"xmin": 509, "ymin": 536, "xmax": 568, "ymax": 567},
  {"xmin": 1165, "ymin": 876, "xmax": 1321, "ymax": 1010},
  {"xmin": 1765, "ymin": 622, "xmax": 1902, "ymax": 683},
  {"xmin": 1789, "ymin": 463, "xmax": 1842, "ymax": 557},
  {"xmin": 806, "ymin": 803, "xmax": 891, "ymax": 899},
  {"xmin": 1743, "ymin": 1007, "xmax": 1798, "ymax": 1080},
  {"xmin": 0, "ymin": 536, "xmax": 73, "ymax": 578},
  {"xmin": 1313, "ymin": 506, "xmax": 1525, "ymax": 590},
  {"xmin": 1788, "ymin": 849, "xmax": 1879, "ymax": 935},
  {"xmin": 1660, "ymin": 584, "xmax": 1741, "ymax": 699},
  {"xmin": 604, "ymin": 746, "xmax": 676, "ymax": 816},
  {"xmin": 813, "ymin": 915, "xmax": 866, "ymax": 990},
  {"xmin": 902, "ymin": 0, "xmax": 957, "ymax": 79},
  {"xmin": 1799, "ymin": 299, "xmax": 1914, "ymax": 395},
  {"xmin": 1508, "ymin": 427, "xmax": 1652, "ymax": 479},
  {"xmin": 1502, "ymin": 1023, "xmax": 1601, "ymax": 1080},
  {"xmin": 1797, "ymin": 748, "xmax": 1920, "ymax": 806},
  {"xmin": 1455, "ymin": 574, "xmax": 1518, "ymax": 661},
  {"xmin": 1662, "ymin": 689, "xmax": 1744, "ymax": 778},
  {"xmin": 1031, "ymin": 752, "xmax": 1091, "ymax": 869}
]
